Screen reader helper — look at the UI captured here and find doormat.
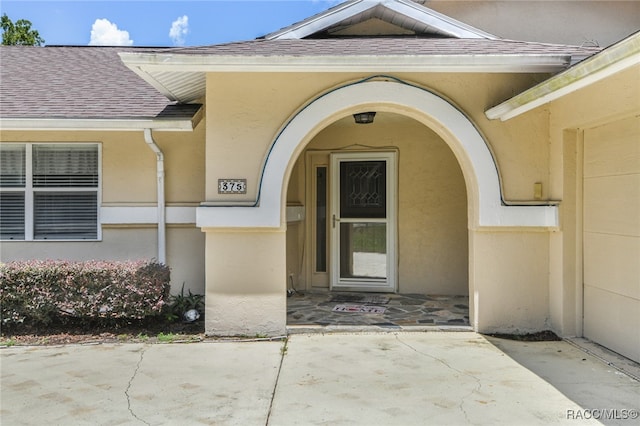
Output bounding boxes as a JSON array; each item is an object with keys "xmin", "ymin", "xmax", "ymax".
[
  {"xmin": 332, "ymin": 304, "xmax": 387, "ymax": 314},
  {"xmin": 330, "ymin": 294, "xmax": 390, "ymax": 305}
]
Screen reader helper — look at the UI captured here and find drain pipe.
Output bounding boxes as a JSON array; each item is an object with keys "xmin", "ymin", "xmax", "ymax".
[{"xmin": 143, "ymin": 128, "xmax": 166, "ymax": 265}]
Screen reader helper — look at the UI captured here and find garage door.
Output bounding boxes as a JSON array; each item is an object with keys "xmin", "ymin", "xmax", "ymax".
[{"xmin": 583, "ymin": 115, "xmax": 640, "ymax": 363}]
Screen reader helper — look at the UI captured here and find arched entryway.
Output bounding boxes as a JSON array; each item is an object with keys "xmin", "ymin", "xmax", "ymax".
[
  {"xmin": 197, "ymin": 78, "xmax": 557, "ymax": 336},
  {"xmin": 285, "ymin": 111, "xmax": 470, "ymax": 327},
  {"xmin": 198, "ymin": 78, "xmax": 556, "ymax": 228},
  {"xmin": 269, "ymin": 78, "xmax": 555, "ymax": 330}
]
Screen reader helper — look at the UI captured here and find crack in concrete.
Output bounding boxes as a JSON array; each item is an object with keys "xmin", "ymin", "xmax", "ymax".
[
  {"xmin": 125, "ymin": 345, "xmax": 151, "ymax": 425},
  {"xmin": 265, "ymin": 338, "xmax": 288, "ymax": 426},
  {"xmin": 394, "ymin": 334, "xmax": 483, "ymax": 424}
]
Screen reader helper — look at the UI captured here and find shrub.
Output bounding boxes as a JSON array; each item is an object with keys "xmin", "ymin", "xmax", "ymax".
[
  {"xmin": 0, "ymin": 260, "xmax": 170, "ymax": 328},
  {"xmin": 165, "ymin": 283, "xmax": 205, "ymax": 323}
]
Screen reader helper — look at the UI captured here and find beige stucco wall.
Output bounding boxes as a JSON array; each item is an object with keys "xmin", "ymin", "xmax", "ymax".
[
  {"xmin": 428, "ymin": 1, "xmax": 640, "ymax": 47},
  {"xmin": 205, "ymin": 72, "xmax": 552, "ymax": 205},
  {"xmin": 0, "ymin": 227, "xmax": 204, "ymax": 294},
  {"xmin": 289, "ymin": 114, "xmax": 468, "ymax": 295},
  {"xmin": 203, "ymin": 71, "xmax": 559, "ymax": 334},
  {"xmin": 204, "ymin": 229, "xmax": 286, "ymax": 336},
  {"xmin": 0, "ymin": 126, "xmax": 206, "ymax": 295},
  {"xmin": 544, "ymin": 63, "xmax": 639, "ymax": 361},
  {"xmin": 1, "ymin": 228, "xmax": 158, "ymax": 260},
  {"xmin": 470, "ymin": 230, "xmax": 551, "ymax": 333}
]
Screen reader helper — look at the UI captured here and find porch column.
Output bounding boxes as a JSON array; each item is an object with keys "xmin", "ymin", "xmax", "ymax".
[
  {"xmin": 469, "ymin": 229, "xmax": 551, "ymax": 334},
  {"xmin": 204, "ymin": 229, "xmax": 286, "ymax": 337}
]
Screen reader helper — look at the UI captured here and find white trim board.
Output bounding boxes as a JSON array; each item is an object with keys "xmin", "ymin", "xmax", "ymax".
[
  {"xmin": 101, "ymin": 206, "xmax": 304, "ymax": 225},
  {"xmin": 486, "ymin": 32, "xmax": 640, "ymax": 121},
  {"xmin": 101, "ymin": 206, "xmax": 196, "ymax": 225},
  {"xmin": 264, "ymin": 0, "xmax": 496, "ymax": 40}
]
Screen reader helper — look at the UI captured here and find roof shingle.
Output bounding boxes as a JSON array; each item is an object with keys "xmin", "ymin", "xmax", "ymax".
[{"xmin": 0, "ymin": 46, "xmax": 200, "ymax": 120}]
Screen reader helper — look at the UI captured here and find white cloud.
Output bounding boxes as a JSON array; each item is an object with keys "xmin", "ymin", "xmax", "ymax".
[
  {"xmin": 89, "ymin": 18, "xmax": 133, "ymax": 46},
  {"xmin": 169, "ymin": 15, "xmax": 189, "ymax": 46}
]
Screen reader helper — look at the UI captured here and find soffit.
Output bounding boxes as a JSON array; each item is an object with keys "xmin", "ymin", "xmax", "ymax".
[{"xmin": 120, "ymin": 38, "xmax": 601, "ymax": 103}]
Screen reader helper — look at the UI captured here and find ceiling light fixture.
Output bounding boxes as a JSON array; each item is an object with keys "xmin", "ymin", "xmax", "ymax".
[{"xmin": 353, "ymin": 111, "xmax": 376, "ymax": 124}]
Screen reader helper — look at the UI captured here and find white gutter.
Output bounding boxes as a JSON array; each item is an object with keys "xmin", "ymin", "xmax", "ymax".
[
  {"xmin": 120, "ymin": 52, "xmax": 572, "ymax": 73},
  {"xmin": 0, "ymin": 115, "xmax": 202, "ymax": 131},
  {"xmin": 486, "ymin": 32, "xmax": 640, "ymax": 121},
  {"xmin": 143, "ymin": 128, "xmax": 166, "ymax": 265}
]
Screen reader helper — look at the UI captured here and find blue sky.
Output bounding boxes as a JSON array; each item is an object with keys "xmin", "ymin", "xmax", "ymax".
[{"xmin": 1, "ymin": 1, "xmax": 342, "ymax": 46}]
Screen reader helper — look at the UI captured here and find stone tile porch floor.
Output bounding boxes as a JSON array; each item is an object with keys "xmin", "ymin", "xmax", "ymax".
[{"xmin": 286, "ymin": 292, "xmax": 471, "ymax": 331}]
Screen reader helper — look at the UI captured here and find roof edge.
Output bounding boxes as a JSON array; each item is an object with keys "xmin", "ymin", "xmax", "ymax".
[
  {"xmin": 390, "ymin": 0, "xmax": 497, "ymax": 39},
  {"xmin": 485, "ymin": 32, "xmax": 640, "ymax": 121},
  {"xmin": 264, "ymin": 0, "xmax": 497, "ymax": 40},
  {"xmin": 264, "ymin": 0, "xmax": 369, "ymax": 40}
]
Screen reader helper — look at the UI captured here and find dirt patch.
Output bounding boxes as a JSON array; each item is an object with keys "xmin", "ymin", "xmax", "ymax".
[{"xmin": 486, "ymin": 330, "xmax": 561, "ymax": 342}]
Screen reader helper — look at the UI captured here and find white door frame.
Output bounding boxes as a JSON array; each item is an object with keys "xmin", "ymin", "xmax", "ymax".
[{"xmin": 330, "ymin": 151, "xmax": 397, "ymax": 292}]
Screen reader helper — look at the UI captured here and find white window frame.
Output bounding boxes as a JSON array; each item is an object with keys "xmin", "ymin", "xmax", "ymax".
[{"xmin": 0, "ymin": 143, "xmax": 102, "ymax": 241}]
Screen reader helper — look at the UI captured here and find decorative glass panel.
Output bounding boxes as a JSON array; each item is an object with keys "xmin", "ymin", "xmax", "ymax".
[
  {"xmin": 0, "ymin": 192, "xmax": 25, "ymax": 240},
  {"xmin": 315, "ymin": 166, "xmax": 327, "ymax": 272},
  {"xmin": 0, "ymin": 145, "xmax": 26, "ymax": 187},
  {"xmin": 34, "ymin": 192, "xmax": 97, "ymax": 239},
  {"xmin": 339, "ymin": 222, "xmax": 387, "ymax": 279},
  {"xmin": 33, "ymin": 145, "xmax": 98, "ymax": 187},
  {"xmin": 340, "ymin": 161, "xmax": 386, "ymax": 219}
]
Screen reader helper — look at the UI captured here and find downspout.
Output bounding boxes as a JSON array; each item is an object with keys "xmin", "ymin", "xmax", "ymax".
[{"xmin": 143, "ymin": 128, "xmax": 166, "ymax": 264}]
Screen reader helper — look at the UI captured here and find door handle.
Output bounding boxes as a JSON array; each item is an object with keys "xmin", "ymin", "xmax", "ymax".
[{"xmin": 332, "ymin": 214, "xmax": 340, "ymax": 228}]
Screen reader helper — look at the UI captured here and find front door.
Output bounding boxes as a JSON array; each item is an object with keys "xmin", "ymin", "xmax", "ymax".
[{"xmin": 330, "ymin": 152, "xmax": 396, "ymax": 292}]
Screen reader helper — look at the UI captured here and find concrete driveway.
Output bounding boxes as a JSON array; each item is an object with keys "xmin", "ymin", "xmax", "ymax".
[{"xmin": 1, "ymin": 332, "xmax": 638, "ymax": 425}]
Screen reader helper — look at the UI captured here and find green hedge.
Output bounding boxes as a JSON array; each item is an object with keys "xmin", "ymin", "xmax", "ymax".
[{"xmin": 0, "ymin": 260, "xmax": 170, "ymax": 327}]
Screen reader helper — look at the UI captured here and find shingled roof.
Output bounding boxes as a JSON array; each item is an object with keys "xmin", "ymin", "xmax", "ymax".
[
  {"xmin": 0, "ymin": 45, "xmax": 201, "ymax": 129},
  {"xmin": 0, "ymin": 0, "xmax": 605, "ymax": 121}
]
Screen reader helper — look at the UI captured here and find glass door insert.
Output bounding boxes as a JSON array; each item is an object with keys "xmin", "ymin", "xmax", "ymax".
[{"xmin": 330, "ymin": 152, "xmax": 396, "ymax": 292}]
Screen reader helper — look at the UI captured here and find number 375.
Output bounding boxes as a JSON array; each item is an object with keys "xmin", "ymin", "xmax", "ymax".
[{"xmin": 218, "ymin": 179, "xmax": 247, "ymax": 194}]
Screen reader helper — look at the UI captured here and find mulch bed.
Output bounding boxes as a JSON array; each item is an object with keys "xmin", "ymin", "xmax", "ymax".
[
  {"xmin": 1, "ymin": 317, "xmax": 205, "ymax": 346},
  {"xmin": 486, "ymin": 330, "xmax": 561, "ymax": 341},
  {"xmin": 3, "ymin": 319, "xmax": 562, "ymax": 346}
]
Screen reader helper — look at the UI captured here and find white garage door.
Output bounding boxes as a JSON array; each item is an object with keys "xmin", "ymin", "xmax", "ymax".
[{"xmin": 583, "ymin": 115, "xmax": 640, "ymax": 363}]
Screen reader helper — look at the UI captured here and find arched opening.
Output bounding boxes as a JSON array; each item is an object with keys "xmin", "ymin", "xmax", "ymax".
[
  {"xmin": 196, "ymin": 78, "xmax": 558, "ymax": 334},
  {"xmin": 285, "ymin": 111, "xmax": 470, "ymax": 327},
  {"xmin": 273, "ymin": 78, "xmax": 483, "ymax": 327}
]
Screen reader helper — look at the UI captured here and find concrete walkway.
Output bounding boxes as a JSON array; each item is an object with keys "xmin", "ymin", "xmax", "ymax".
[{"xmin": 1, "ymin": 332, "xmax": 639, "ymax": 425}]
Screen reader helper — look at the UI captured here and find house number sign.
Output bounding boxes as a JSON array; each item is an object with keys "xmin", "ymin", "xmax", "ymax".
[{"xmin": 218, "ymin": 179, "xmax": 247, "ymax": 194}]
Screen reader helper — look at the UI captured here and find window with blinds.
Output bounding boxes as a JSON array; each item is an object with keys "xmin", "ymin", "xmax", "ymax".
[
  {"xmin": 0, "ymin": 144, "xmax": 99, "ymax": 240},
  {"xmin": 0, "ymin": 145, "xmax": 26, "ymax": 240}
]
